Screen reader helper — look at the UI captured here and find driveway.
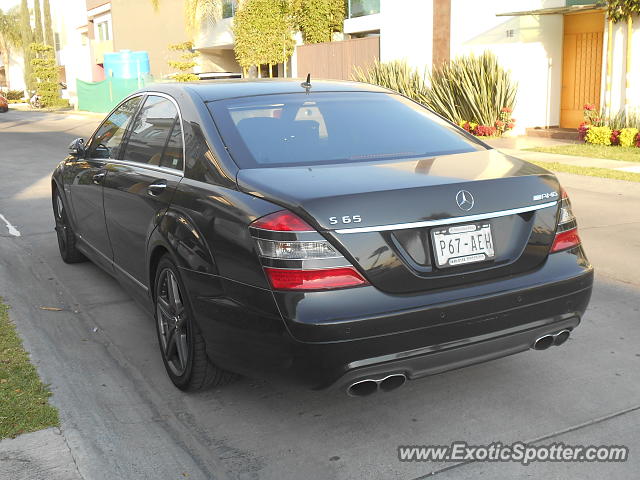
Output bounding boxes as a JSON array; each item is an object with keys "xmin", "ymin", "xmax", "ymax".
[{"xmin": 1, "ymin": 110, "xmax": 639, "ymax": 479}]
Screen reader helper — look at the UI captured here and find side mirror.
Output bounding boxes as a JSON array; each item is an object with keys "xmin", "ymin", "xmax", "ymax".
[{"xmin": 69, "ymin": 138, "xmax": 85, "ymax": 157}]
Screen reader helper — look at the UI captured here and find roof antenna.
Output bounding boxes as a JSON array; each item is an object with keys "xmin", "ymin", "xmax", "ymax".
[{"xmin": 300, "ymin": 73, "xmax": 311, "ymax": 93}]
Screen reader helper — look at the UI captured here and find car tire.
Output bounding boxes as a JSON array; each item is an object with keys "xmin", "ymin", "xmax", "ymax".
[
  {"xmin": 154, "ymin": 255, "xmax": 236, "ymax": 391},
  {"xmin": 53, "ymin": 189, "xmax": 87, "ymax": 264}
]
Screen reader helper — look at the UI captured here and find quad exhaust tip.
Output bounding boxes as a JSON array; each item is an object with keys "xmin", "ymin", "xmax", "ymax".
[
  {"xmin": 347, "ymin": 374, "xmax": 407, "ymax": 397},
  {"xmin": 533, "ymin": 329, "xmax": 571, "ymax": 350}
]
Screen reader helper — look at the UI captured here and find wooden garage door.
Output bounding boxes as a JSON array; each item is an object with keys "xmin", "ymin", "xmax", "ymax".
[{"xmin": 560, "ymin": 12, "xmax": 605, "ymax": 128}]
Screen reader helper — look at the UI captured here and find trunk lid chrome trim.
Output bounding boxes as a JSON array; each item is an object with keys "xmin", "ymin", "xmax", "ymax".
[{"xmin": 334, "ymin": 201, "xmax": 557, "ymax": 234}]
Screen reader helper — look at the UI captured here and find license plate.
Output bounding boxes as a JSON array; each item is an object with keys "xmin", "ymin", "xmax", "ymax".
[{"xmin": 431, "ymin": 222, "xmax": 495, "ymax": 268}]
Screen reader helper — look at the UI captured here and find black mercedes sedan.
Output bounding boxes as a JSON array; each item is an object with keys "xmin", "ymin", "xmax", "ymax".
[{"xmin": 51, "ymin": 80, "xmax": 593, "ymax": 396}]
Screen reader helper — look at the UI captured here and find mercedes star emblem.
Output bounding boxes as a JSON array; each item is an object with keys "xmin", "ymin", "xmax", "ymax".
[{"xmin": 456, "ymin": 190, "xmax": 474, "ymax": 211}]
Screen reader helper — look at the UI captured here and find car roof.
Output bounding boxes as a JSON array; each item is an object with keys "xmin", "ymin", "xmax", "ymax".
[{"xmin": 143, "ymin": 79, "xmax": 394, "ymax": 102}]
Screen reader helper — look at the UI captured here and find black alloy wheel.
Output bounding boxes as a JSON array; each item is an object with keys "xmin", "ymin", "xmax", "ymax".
[
  {"xmin": 154, "ymin": 255, "xmax": 235, "ymax": 390},
  {"xmin": 53, "ymin": 190, "xmax": 86, "ymax": 263}
]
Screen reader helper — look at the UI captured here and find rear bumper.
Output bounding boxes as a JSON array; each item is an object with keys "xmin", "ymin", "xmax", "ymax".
[
  {"xmin": 331, "ymin": 314, "xmax": 581, "ymax": 392},
  {"xmin": 183, "ymin": 249, "xmax": 593, "ymax": 390}
]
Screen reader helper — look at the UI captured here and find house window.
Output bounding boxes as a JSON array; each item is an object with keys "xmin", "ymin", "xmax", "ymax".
[
  {"xmin": 222, "ymin": 0, "xmax": 237, "ymax": 18},
  {"xmin": 347, "ymin": 0, "xmax": 380, "ymax": 18},
  {"xmin": 97, "ymin": 21, "xmax": 110, "ymax": 41}
]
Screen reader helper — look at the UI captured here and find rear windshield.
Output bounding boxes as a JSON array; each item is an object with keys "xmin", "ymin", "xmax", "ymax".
[{"xmin": 208, "ymin": 92, "xmax": 485, "ymax": 168}]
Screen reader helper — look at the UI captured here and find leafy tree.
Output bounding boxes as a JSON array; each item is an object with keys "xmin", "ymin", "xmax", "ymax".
[
  {"xmin": 233, "ymin": 0, "xmax": 295, "ymax": 77},
  {"xmin": 43, "ymin": 0, "xmax": 54, "ymax": 47},
  {"xmin": 30, "ymin": 42, "xmax": 64, "ymax": 107},
  {"xmin": 292, "ymin": 0, "xmax": 344, "ymax": 44},
  {"xmin": 0, "ymin": 7, "xmax": 21, "ymax": 88},
  {"xmin": 168, "ymin": 41, "xmax": 200, "ymax": 81},
  {"xmin": 34, "ymin": 0, "xmax": 43, "ymax": 44},
  {"xmin": 19, "ymin": 0, "xmax": 34, "ymax": 91}
]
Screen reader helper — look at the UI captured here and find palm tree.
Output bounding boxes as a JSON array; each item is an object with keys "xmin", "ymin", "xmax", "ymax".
[
  {"xmin": 151, "ymin": 0, "xmax": 222, "ymax": 36},
  {"xmin": 0, "ymin": 7, "xmax": 21, "ymax": 89}
]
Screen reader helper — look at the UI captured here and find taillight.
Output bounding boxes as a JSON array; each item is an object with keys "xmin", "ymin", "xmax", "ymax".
[
  {"xmin": 550, "ymin": 189, "xmax": 581, "ymax": 253},
  {"xmin": 264, "ymin": 267, "xmax": 367, "ymax": 290},
  {"xmin": 250, "ymin": 210, "xmax": 369, "ymax": 291}
]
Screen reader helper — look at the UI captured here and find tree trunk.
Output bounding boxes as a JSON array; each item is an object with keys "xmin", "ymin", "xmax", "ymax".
[
  {"xmin": 605, "ymin": 18, "xmax": 613, "ymax": 114},
  {"xmin": 625, "ymin": 15, "xmax": 632, "ymax": 112},
  {"xmin": 268, "ymin": 63, "xmax": 273, "ymax": 78}
]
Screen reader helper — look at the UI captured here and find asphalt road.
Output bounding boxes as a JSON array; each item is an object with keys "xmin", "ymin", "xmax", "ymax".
[{"xmin": 1, "ymin": 109, "xmax": 639, "ymax": 480}]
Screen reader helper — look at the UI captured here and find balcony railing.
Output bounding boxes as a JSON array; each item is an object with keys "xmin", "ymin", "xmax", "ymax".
[{"xmin": 347, "ymin": 0, "xmax": 380, "ymax": 18}]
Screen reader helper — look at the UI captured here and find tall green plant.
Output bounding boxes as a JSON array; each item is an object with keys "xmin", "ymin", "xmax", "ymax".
[
  {"xmin": 292, "ymin": 0, "xmax": 344, "ymax": 44},
  {"xmin": 424, "ymin": 52, "xmax": 517, "ymax": 126},
  {"xmin": 168, "ymin": 41, "xmax": 200, "ymax": 81},
  {"xmin": 43, "ymin": 0, "xmax": 53, "ymax": 47},
  {"xmin": 30, "ymin": 42, "xmax": 63, "ymax": 107},
  {"xmin": 33, "ymin": 0, "xmax": 43, "ymax": 44},
  {"xmin": 233, "ymin": 0, "xmax": 295, "ymax": 77},
  {"xmin": 19, "ymin": 0, "xmax": 33, "ymax": 91}
]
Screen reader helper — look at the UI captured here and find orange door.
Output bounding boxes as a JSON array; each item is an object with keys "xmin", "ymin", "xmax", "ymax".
[{"xmin": 560, "ymin": 12, "xmax": 604, "ymax": 128}]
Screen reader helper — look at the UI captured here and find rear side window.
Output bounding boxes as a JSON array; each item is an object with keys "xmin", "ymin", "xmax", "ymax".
[
  {"xmin": 88, "ymin": 96, "xmax": 142, "ymax": 159},
  {"xmin": 208, "ymin": 92, "xmax": 484, "ymax": 168},
  {"xmin": 122, "ymin": 95, "xmax": 184, "ymax": 170}
]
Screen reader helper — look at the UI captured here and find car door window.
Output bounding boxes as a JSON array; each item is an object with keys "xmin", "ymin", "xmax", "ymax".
[
  {"xmin": 87, "ymin": 96, "xmax": 142, "ymax": 159},
  {"xmin": 122, "ymin": 95, "xmax": 184, "ymax": 170}
]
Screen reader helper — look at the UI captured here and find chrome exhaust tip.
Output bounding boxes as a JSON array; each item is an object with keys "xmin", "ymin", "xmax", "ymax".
[
  {"xmin": 379, "ymin": 374, "xmax": 406, "ymax": 392},
  {"xmin": 533, "ymin": 335, "xmax": 554, "ymax": 350},
  {"xmin": 347, "ymin": 379, "xmax": 378, "ymax": 397},
  {"xmin": 553, "ymin": 329, "xmax": 571, "ymax": 346}
]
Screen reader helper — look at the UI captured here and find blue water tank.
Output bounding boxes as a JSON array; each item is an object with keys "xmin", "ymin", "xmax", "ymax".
[{"xmin": 103, "ymin": 50, "xmax": 151, "ymax": 79}]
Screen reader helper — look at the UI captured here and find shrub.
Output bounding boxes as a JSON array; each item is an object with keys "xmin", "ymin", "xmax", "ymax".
[
  {"xmin": 611, "ymin": 129, "xmax": 621, "ymax": 146},
  {"xmin": 619, "ymin": 128, "xmax": 639, "ymax": 147},
  {"xmin": 352, "ymin": 60, "xmax": 429, "ymax": 105},
  {"xmin": 353, "ymin": 52, "xmax": 517, "ymax": 135},
  {"xmin": 473, "ymin": 125, "xmax": 497, "ymax": 137},
  {"xmin": 424, "ymin": 52, "xmax": 517, "ymax": 126},
  {"xmin": 578, "ymin": 122, "xmax": 590, "ymax": 141},
  {"xmin": 30, "ymin": 42, "xmax": 66, "ymax": 108},
  {"xmin": 585, "ymin": 126, "xmax": 613, "ymax": 146},
  {"xmin": 4, "ymin": 89, "xmax": 25, "ymax": 101}
]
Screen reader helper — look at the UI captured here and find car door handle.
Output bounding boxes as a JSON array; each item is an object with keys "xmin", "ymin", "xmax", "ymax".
[
  {"xmin": 92, "ymin": 172, "xmax": 106, "ymax": 185},
  {"xmin": 148, "ymin": 180, "xmax": 167, "ymax": 196}
]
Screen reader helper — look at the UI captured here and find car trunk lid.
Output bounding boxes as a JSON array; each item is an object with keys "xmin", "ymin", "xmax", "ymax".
[{"xmin": 237, "ymin": 149, "xmax": 561, "ymax": 294}]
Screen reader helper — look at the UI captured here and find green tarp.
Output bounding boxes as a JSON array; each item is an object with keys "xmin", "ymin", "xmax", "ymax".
[{"xmin": 77, "ymin": 76, "xmax": 153, "ymax": 113}]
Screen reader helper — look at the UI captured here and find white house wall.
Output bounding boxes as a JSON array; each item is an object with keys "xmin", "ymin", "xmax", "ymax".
[
  {"xmin": 450, "ymin": 0, "xmax": 565, "ymax": 130},
  {"xmin": 52, "ymin": 0, "xmax": 92, "ymax": 107},
  {"xmin": 379, "ymin": 0, "xmax": 433, "ymax": 70},
  {"xmin": 603, "ymin": 19, "xmax": 640, "ymax": 114}
]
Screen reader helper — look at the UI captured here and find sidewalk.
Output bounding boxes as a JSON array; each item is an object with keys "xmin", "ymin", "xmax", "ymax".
[
  {"xmin": 0, "ymin": 428, "xmax": 82, "ymax": 480},
  {"xmin": 484, "ymin": 136, "xmax": 640, "ymax": 174}
]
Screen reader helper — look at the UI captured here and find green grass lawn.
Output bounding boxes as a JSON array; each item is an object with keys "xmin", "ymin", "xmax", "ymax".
[
  {"xmin": 0, "ymin": 300, "xmax": 59, "ymax": 439},
  {"xmin": 527, "ymin": 143, "xmax": 640, "ymax": 163},
  {"xmin": 530, "ymin": 161, "xmax": 640, "ymax": 183}
]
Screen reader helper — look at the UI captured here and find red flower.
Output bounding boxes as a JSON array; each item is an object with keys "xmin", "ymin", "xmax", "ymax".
[
  {"xmin": 501, "ymin": 107, "xmax": 512, "ymax": 113},
  {"xmin": 495, "ymin": 120, "xmax": 505, "ymax": 127},
  {"xmin": 583, "ymin": 103, "xmax": 596, "ymax": 111},
  {"xmin": 507, "ymin": 122, "xmax": 515, "ymax": 129}
]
